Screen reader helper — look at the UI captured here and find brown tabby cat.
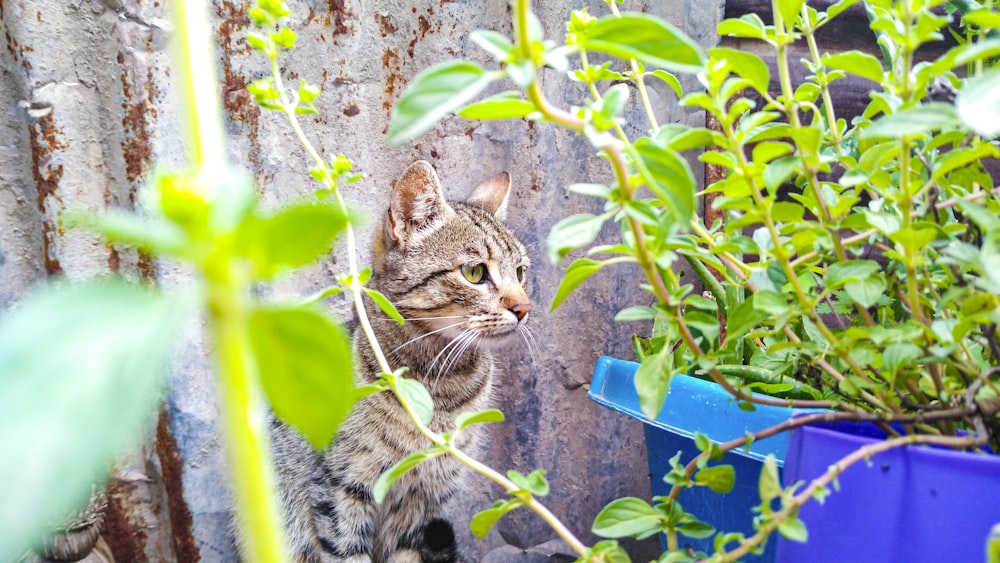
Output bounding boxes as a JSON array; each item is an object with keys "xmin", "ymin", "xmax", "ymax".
[{"xmin": 270, "ymin": 160, "xmax": 532, "ymax": 562}]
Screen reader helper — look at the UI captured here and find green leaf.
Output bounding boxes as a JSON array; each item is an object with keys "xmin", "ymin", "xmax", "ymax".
[
  {"xmin": 248, "ymin": 202, "xmax": 348, "ymax": 279},
  {"xmin": 825, "ymin": 260, "xmax": 881, "ymax": 287},
  {"xmin": 249, "ymin": 306, "xmax": 354, "ymax": 450},
  {"xmin": 777, "ymin": 0, "xmax": 806, "ymax": 28},
  {"xmin": 387, "ymin": 61, "xmax": 495, "ymax": 145},
  {"xmin": 883, "ymin": 342, "xmax": 921, "ymax": 373},
  {"xmin": 550, "ymin": 258, "xmax": 608, "ymax": 310},
  {"xmin": 677, "ymin": 518, "xmax": 716, "ymax": 539},
  {"xmin": 759, "ymin": 454, "xmax": 781, "ymax": 503},
  {"xmin": 598, "ymin": 83, "xmax": 630, "ymax": 123},
  {"xmin": 710, "ymin": 47, "xmax": 770, "ymax": 93},
  {"xmin": 397, "ymin": 376, "xmax": 434, "ymax": 425},
  {"xmin": 695, "ymin": 465, "xmax": 736, "ymax": 494},
  {"xmin": 826, "ymin": 0, "xmax": 861, "ymax": 21},
  {"xmin": 373, "ymin": 448, "xmax": 436, "ymax": 503},
  {"xmin": 823, "ymin": 51, "xmax": 884, "ymax": 83},
  {"xmin": 455, "ymin": 408, "xmax": 505, "ymax": 430},
  {"xmin": 470, "ymin": 499, "xmax": 521, "ymax": 538},
  {"xmin": 635, "ymin": 348, "xmax": 673, "ymax": 419},
  {"xmin": 615, "ymin": 305, "xmax": 658, "ymax": 321},
  {"xmin": 298, "ymin": 79, "xmax": 321, "ymax": 103},
  {"xmin": 652, "ymin": 70, "xmax": 683, "ymax": 98},
  {"xmin": 0, "ymin": 281, "xmax": 184, "ymax": 562},
  {"xmin": 631, "ymin": 139, "xmax": 696, "ymax": 229},
  {"xmin": 271, "ymin": 27, "xmax": 297, "ymax": 49},
  {"xmin": 861, "ymin": 103, "xmax": 962, "ymax": 139},
  {"xmin": 458, "ymin": 91, "xmax": 536, "ymax": 120},
  {"xmin": 956, "ymin": 69, "xmax": 1000, "ymax": 137},
  {"xmin": 778, "ymin": 516, "xmax": 809, "ymax": 543},
  {"xmin": 844, "ymin": 275, "xmax": 885, "ymax": 308},
  {"xmin": 67, "ymin": 210, "xmax": 188, "ymax": 256},
  {"xmin": 592, "ymin": 497, "xmax": 664, "ymax": 538},
  {"xmin": 546, "ymin": 214, "xmax": 606, "ymax": 264},
  {"xmin": 717, "ymin": 14, "xmax": 767, "ymax": 40},
  {"xmin": 763, "ymin": 155, "xmax": 799, "ymax": 191},
  {"xmin": 507, "ymin": 469, "xmax": 550, "ymax": 496},
  {"xmin": 363, "ymin": 288, "xmax": 404, "ymax": 325},
  {"xmin": 470, "ymin": 30, "xmax": 514, "ymax": 62},
  {"xmin": 983, "ymin": 228, "xmax": 1000, "ymax": 291},
  {"xmin": 578, "ymin": 14, "xmax": 706, "ymax": 74}
]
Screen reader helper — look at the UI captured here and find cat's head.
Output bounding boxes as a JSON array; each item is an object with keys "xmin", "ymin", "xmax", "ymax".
[{"xmin": 373, "ymin": 160, "xmax": 531, "ymax": 351}]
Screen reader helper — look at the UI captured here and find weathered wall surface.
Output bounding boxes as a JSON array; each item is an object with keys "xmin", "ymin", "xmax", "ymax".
[{"xmin": 0, "ymin": 0, "xmax": 722, "ymax": 560}]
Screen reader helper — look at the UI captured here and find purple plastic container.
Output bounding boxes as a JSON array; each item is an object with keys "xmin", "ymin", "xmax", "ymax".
[{"xmin": 776, "ymin": 422, "xmax": 1000, "ymax": 563}]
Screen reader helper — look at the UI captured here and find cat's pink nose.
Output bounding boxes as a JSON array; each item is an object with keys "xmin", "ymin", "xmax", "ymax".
[{"xmin": 510, "ymin": 303, "xmax": 531, "ymax": 321}]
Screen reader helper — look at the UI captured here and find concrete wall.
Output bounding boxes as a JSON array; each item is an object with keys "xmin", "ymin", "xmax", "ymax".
[{"xmin": 0, "ymin": 0, "xmax": 722, "ymax": 560}]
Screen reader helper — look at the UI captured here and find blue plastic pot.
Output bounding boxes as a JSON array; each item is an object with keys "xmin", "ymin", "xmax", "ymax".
[
  {"xmin": 589, "ymin": 357, "xmax": 818, "ymax": 561},
  {"xmin": 776, "ymin": 421, "xmax": 1000, "ymax": 563}
]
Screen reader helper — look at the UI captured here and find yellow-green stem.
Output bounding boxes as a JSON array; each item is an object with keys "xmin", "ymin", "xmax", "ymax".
[{"xmin": 208, "ymin": 267, "xmax": 290, "ymax": 563}]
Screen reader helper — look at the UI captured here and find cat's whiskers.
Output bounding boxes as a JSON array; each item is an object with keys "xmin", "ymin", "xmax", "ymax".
[
  {"xmin": 388, "ymin": 320, "xmax": 468, "ymax": 356},
  {"xmin": 519, "ymin": 324, "xmax": 541, "ymax": 372},
  {"xmin": 427, "ymin": 328, "xmax": 475, "ymax": 386},
  {"xmin": 436, "ymin": 330, "xmax": 480, "ymax": 386}
]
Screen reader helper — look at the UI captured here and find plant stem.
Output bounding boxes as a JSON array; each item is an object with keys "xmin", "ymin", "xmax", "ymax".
[
  {"xmin": 207, "ymin": 265, "xmax": 289, "ymax": 562},
  {"xmin": 173, "ymin": 0, "xmax": 288, "ymax": 559}
]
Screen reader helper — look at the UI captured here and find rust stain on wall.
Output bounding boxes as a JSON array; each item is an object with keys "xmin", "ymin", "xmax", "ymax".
[
  {"xmin": 117, "ymin": 48, "xmax": 156, "ymax": 191},
  {"xmin": 376, "ymin": 14, "xmax": 396, "ymax": 37},
  {"xmin": 27, "ymin": 106, "xmax": 65, "ymax": 275},
  {"xmin": 324, "ymin": 0, "xmax": 352, "ymax": 36},
  {"xmin": 382, "ymin": 48, "xmax": 402, "ymax": 113},
  {"xmin": 103, "ymin": 481, "xmax": 151, "ymax": 562},
  {"xmin": 216, "ymin": 3, "xmax": 264, "ymax": 176},
  {"xmin": 156, "ymin": 409, "xmax": 200, "ymax": 563}
]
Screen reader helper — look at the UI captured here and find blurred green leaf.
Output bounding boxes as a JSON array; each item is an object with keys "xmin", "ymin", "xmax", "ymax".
[
  {"xmin": 363, "ymin": 288, "xmax": 404, "ymax": 325},
  {"xmin": 635, "ymin": 348, "xmax": 673, "ymax": 419},
  {"xmin": 778, "ymin": 515, "xmax": 809, "ymax": 543},
  {"xmin": 710, "ymin": 47, "xmax": 770, "ymax": 93},
  {"xmin": 956, "ymin": 70, "xmax": 1000, "ymax": 137},
  {"xmin": 823, "ymin": 50, "xmax": 883, "ymax": 83},
  {"xmin": 508, "ymin": 469, "xmax": 549, "ymax": 497},
  {"xmin": 387, "ymin": 61, "xmax": 496, "ymax": 145},
  {"xmin": 550, "ymin": 258, "xmax": 608, "ymax": 311},
  {"xmin": 0, "ymin": 281, "xmax": 184, "ymax": 562},
  {"xmin": 578, "ymin": 14, "xmax": 706, "ymax": 74},
  {"xmin": 249, "ymin": 306, "xmax": 354, "ymax": 450},
  {"xmin": 373, "ymin": 447, "xmax": 439, "ymax": 503},
  {"xmin": 396, "ymin": 376, "xmax": 434, "ymax": 425},
  {"xmin": 470, "ymin": 499, "xmax": 521, "ymax": 538},
  {"xmin": 455, "ymin": 408, "xmax": 505, "ymax": 430},
  {"xmin": 631, "ymin": 139, "xmax": 696, "ymax": 229},
  {"xmin": 695, "ymin": 465, "xmax": 736, "ymax": 494},
  {"xmin": 862, "ymin": 103, "xmax": 962, "ymax": 139},
  {"xmin": 592, "ymin": 497, "xmax": 664, "ymax": 538},
  {"xmin": 546, "ymin": 214, "xmax": 606, "ymax": 264},
  {"xmin": 247, "ymin": 202, "xmax": 347, "ymax": 280},
  {"xmin": 459, "ymin": 91, "xmax": 536, "ymax": 120}
]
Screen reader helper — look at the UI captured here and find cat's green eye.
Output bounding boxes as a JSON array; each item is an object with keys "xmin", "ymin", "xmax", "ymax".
[
  {"xmin": 461, "ymin": 263, "xmax": 487, "ymax": 284},
  {"xmin": 516, "ymin": 265, "xmax": 525, "ymax": 283}
]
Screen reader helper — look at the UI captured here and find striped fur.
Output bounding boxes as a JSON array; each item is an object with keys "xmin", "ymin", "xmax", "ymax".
[{"xmin": 271, "ymin": 161, "xmax": 531, "ymax": 563}]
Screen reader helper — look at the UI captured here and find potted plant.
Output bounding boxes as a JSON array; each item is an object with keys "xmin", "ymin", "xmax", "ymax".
[{"xmin": 386, "ymin": 0, "xmax": 1000, "ymax": 559}]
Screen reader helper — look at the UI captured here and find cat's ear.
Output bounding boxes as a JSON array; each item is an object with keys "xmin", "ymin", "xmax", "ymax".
[
  {"xmin": 388, "ymin": 160, "xmax": 454, "ymax": 243},
  {"xmin": 466, "ymin": 172, "xmax": 511, "ymax": 221}
]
